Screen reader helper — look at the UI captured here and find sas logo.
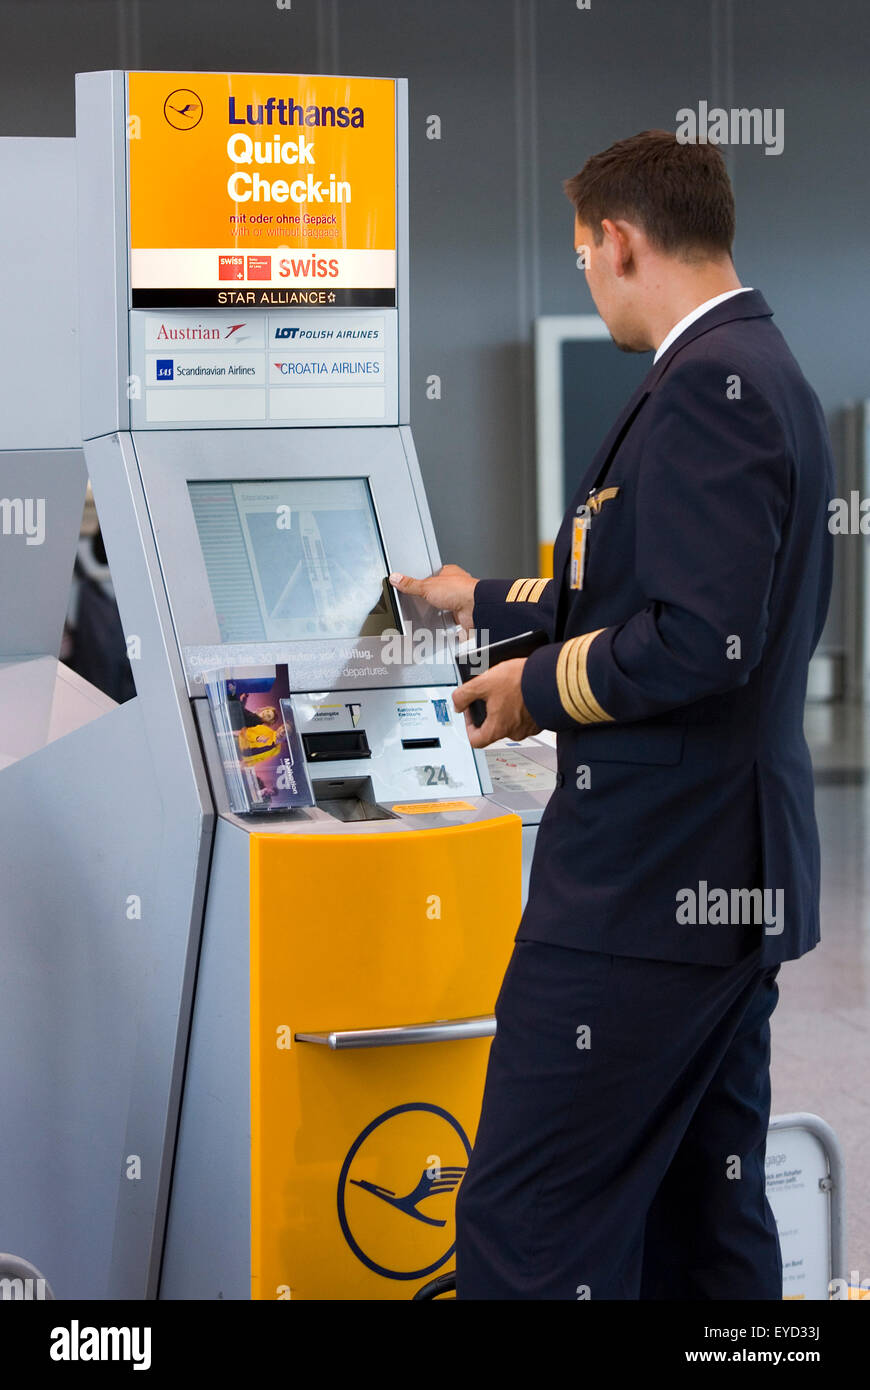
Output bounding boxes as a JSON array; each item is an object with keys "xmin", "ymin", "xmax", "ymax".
[
  {"xmin": 155, "ymin": 359, "xmax": 174, "ymax": 381},
  {"xmin": 218, "ymin": 255, "xmax": 245, "ymax": 281},
  {"xmin": 337, "ymin": 1103, "xmax": 471, "ymax": 1281}
]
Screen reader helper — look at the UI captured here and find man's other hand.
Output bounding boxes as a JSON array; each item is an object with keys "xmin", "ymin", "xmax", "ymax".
[
  {"xmin": 389, "ymin": 564, "xmax": 477, "ymax": 636},
  {"xmin": 452, "ymin": 658, "xmax": 541, "ymax": 748}
]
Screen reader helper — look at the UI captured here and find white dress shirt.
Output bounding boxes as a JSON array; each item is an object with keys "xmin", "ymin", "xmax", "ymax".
[{"xmin": 653, "ymin": 287, "xmax": 754, "ymax": 363}]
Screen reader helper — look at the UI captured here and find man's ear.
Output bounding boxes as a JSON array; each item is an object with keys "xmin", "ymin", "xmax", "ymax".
[{"xmin": 600, "ymin": 217, "xmax": 634, "ymax": 278}]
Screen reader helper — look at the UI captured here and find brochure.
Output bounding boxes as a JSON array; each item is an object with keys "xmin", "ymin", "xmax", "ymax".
[{"xmin": 205, "ymin": 665, "xmax": 315, "ymax": 813}]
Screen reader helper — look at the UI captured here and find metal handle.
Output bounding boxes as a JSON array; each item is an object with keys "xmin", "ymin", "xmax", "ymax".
[{"xmin": 295, "ymin": 1014, "xmax": 496, "ymax": 1050}]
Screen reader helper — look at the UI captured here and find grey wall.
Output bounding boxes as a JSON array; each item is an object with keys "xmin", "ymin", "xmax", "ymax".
[{"xmin": 1, "ymin": 0, "xmax": 865, "ymax": 600}]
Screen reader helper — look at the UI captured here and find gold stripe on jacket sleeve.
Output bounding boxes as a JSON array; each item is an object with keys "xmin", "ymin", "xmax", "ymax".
[
  {"xmin": 555, "ymin": 629, "xmax": 613, "ymax": 724},
  {"xmin": 556, "ymin": 636, "xmax": 591, "ymax": 723},
  {"xmin": 506, "ymin": 577, "xmax": 550, "ymax": 603}
]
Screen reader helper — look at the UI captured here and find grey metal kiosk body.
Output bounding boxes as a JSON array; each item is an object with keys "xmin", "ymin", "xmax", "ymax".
[{"xmin": 0, "ymin": 71, "xmax": 551, "ymax": 1300}]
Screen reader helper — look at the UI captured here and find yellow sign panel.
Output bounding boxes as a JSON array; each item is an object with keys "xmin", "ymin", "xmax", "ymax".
[
  {"xmin": 127, "ymin": 71, "xmax": 396, "ymax": 307},
  {"xmin": 392, "ymin": 800, "xmax": 476, "ymax": 815},
  {"xmin": 249, "ymin": 817, "xmax": 521, "ymax": 1299}
]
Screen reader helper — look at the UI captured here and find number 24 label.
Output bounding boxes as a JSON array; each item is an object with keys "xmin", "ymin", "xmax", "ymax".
[{"xmin": 423, "ymin": 764, "xmax": 449, "ymax": 785}]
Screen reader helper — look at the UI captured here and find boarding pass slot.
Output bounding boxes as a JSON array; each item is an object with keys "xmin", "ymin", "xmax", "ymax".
[{"xmin": 303, "ymin": 730, "xmax": 371, "ymax": 762}]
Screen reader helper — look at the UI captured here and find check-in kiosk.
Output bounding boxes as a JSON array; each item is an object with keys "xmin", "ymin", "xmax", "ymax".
[{"xmin": 4, "ymin": 68, "xmax": 551, "ymax": 1300}]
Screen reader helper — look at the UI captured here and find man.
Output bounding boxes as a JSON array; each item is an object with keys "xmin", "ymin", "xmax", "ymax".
[{"xmin": 390, "ymin": 130, "xmax": 834, "ymax": 1300}]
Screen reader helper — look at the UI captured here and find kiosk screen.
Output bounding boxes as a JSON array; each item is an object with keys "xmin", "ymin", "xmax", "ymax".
[{"xmin": 189, "ymin": 478, "xmax": 400, "ymax": 643}]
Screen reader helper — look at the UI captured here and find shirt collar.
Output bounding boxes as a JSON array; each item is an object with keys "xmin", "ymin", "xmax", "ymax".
[{"xmin": 653, "ymin": 287, "xmax": 754, "ymax": 363}]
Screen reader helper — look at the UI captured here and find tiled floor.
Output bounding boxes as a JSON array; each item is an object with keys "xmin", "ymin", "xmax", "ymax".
[{"xmin": 772, "ymin": 703, "xmax": 870, "ymax": 1277}]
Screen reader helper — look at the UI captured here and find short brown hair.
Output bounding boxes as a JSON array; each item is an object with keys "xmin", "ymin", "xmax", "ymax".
[{"xmin": 564, "ymin": 130, "xmax": 735, "ymax": 259}]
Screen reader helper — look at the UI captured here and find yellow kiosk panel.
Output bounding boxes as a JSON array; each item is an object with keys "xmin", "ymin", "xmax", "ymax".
[{"xmin": 249, "ymin": 815, "xmax": 521, "ymax": 1299}]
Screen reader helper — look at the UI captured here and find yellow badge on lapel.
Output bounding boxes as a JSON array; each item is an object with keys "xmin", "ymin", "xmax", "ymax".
[
  {"xmin": 570, "ymin": 506, "xmax": 590, "ymax": 590},
  {"xmin": 570, "ymin": 487, "xmax": 621, "ymax": 590}
]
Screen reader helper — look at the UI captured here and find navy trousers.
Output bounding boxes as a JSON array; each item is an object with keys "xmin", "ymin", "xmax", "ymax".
[{"xmin": 455, "ymin": 941, "xmax": 782, "ymax": 1300}]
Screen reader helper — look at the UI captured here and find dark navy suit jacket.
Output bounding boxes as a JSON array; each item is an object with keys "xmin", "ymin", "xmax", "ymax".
[{"xmin": 474, "ymin": 291, "xmax": 834, "ymax": 965}]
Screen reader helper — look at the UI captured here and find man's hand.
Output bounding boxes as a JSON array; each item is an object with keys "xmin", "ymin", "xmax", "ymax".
[
  {"xmin": 389, "ymin": 563, "xmax": 477, "ymax": 636},
  {"xmin": 452, "ymin": 657, "xmax": 541, "ymax": 748}
]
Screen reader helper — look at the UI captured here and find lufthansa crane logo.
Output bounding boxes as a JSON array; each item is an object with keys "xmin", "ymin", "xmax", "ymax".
[
  {"xmin": 163, "ymin": 89, "xmax": 203, "ymax": 130},
  {"xmin": 337, "ymin": 1103, "xmax": 472, "ymax": 1280}
]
